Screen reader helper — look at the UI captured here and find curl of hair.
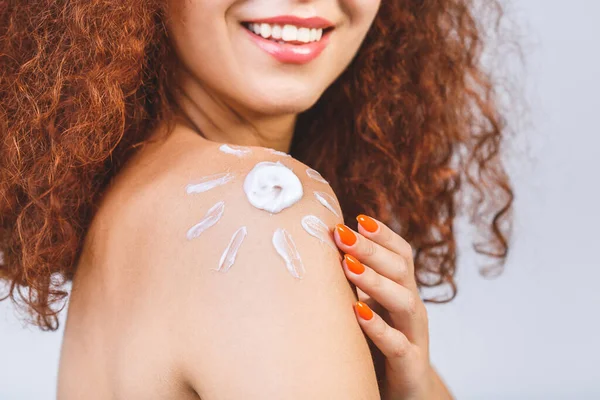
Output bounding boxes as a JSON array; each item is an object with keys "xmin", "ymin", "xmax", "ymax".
[{"xmin": 0, "ymin": 0, "xmax": 514, "ymax": 330}]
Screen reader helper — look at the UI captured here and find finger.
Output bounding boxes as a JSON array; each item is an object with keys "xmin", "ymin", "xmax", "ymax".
[
  {"xmin": 335, "ymin": 223, "xmax": 414, "ymax": 289},
  {"xmin": 343, "ymin": 254, "xmax": 424, "ymax": 342},
  {"xmin": 356, "ymin": 287, "xmax": 381, "ymax": 314},
  {"xmin": 356, "ymin": 214, "xmax": 414, "ymax": 270},
  {"xmin": 353, "ymin": 301, "xmax": 416, "ymax": 367}
]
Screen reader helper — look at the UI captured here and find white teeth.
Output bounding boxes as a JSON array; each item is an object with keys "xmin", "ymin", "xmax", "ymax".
[
  {"xmin": 297, "ymin": 27, "xmax": 310, "ymax": 43},
  {"xmin": 281, "ymin": 24, "xmax": 298, "ymax": 41},
  {"xmin": 271, "ymin": 25, "xmax": 282, "ymax": 39},
  {"xmin": 259, "ymin": 23, "xmax": 271, "ymax": 38},
  {"xmin": 245, "ymin": 22, "xmax": 325, "ymax": 43}
]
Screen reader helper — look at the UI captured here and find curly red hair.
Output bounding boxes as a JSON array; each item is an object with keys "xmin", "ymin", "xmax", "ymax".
[{"xmin": 0, "ymin": 0, "xmax": 514, "ymax": 330}]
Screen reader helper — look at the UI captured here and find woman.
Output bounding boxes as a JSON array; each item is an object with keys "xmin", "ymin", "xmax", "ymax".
[{"xmin": 0, "ymin": 0, "xmax": 513, "ymax": 398}]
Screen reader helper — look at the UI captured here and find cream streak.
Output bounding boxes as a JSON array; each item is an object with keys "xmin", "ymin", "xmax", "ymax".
[
  {"xmin": 306, "ymin": 168, "xmax": 328, "ymax": 184},
  {"xmin": 219, "ymin": 143, "xmax": 252, "ymax": 157},
  {"xmin": 186, "ymin": 172, "xmax": 234, "ymax": 194},
  {"xmin": 215, "ymin": 226, "xmax": 247, "ymax": 272},
  {"xmin": 186, "ymin": 201, "xmax": 225, "ymax": 240},
  {"xmin": 301, "ymin": 215, "xmax": 336, "ymax": 251},
  {"xmin": 266, "ymin": 148, "xmax": 291, "ymax": 157},
  {"xmin": 314, "ymin": 191, "xmax": 340, "ymax": 218},
  {"xmin": 272, "ymin": 228, "xmax": 305, "ymax": 279}
]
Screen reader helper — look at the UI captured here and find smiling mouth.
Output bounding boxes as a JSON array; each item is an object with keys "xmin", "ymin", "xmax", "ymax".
[{"xmin": 240, "ymin": 22, "xmax": 334, "ymax": 45}]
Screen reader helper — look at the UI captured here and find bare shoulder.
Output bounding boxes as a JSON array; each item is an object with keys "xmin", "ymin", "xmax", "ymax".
[
  {"xmin": 106, "ymin": 125, "xmax": 380, "ymax": 399},
  {"xmin": 119, "ymin": 124, "xmax": 346, "ymax": 283}
]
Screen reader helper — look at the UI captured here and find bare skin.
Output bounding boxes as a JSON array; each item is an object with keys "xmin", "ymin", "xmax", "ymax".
[
  {"xmin": 57, "ymin": 121, "xmax": 381, "ymax": 399},
  {"xmin": 57, "ymin": 123, "xmax": 208, "ymax": 399}
]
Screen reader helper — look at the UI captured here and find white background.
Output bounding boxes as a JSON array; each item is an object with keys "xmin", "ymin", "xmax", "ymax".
[{"xmin": 1, "ymin": 1, "xmax": 599, "ymax": 398}]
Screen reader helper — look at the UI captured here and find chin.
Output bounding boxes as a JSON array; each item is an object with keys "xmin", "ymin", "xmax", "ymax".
[
  {"xmin": 262, "ymin": 99, "xmax": 319, "ymax": 115},
  {"xmin": 240, "ymin": 94, "xmax": 318, "ymax": 116}
]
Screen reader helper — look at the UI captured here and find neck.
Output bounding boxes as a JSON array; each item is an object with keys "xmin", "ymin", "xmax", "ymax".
[{"xmin": 171, "ymin": 67, "xmax": 297, "ymax": 153}]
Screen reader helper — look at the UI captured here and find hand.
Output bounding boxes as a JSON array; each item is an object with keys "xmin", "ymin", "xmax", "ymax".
[{"xmin": 333, "ymin": 215, "xmax": 452, "ymax": 400}]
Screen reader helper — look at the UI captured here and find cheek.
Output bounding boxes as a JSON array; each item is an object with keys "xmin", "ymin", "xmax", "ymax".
[
  {"xmin": 346, "ymin": 0, "xmax": 381, "ymax": 28},
  {"xmin": 165, "ymin": 4, "xmax": 235, "ymax": 81},
  {"xmin": 165, "ymin": 0, "xmax": 231, "ymax": 58},
  {"xmin": 333, "ymin": 1, "xmax": 380, "ymax": 64}
]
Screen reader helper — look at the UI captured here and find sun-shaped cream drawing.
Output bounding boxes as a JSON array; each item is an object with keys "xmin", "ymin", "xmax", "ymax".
[{"xmin": 185, "ymin": 145, "xmax": 340, "ymax": 279}]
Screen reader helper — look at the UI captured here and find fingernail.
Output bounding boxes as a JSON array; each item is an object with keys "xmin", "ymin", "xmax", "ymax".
[
  {"xmin": 344, "ymin": 254, "xmax": 365, "ymax": 275},
  {"xmin": 336, "ymin": 224, "xmax": 357, "ymax": 246},
  {"xmin": 356, "ymin": 214, "xmax": 378, "ymax": 233},
  {"xmin": 354, "ymin": 301, "xmax": 373, "ymax": 320}
]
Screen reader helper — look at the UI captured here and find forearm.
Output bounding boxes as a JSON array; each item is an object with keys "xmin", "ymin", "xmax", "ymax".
[
  {"xmin": 429, "ymin": 365, "xmax": 453, "ymax": 399},
  {"xmin": 381, "ymin": 365, "xmax": 453, "ymax": 400}
]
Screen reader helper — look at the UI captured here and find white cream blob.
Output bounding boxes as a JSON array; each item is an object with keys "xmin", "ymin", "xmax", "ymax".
[
  {"xmin": 243, "ymin": 161, "xmax": 303, "ymax": 213},
  {"xmin": 306, "ymin": 168, "xmax": 328, "ymax": 184},
  {"xmin": 301, "ymin": 215, "xmax": 337, "ymax": 251},
  {"xmin": 314, "ymin": 191, "xmax": 341, "ymax": 218},
  {"xmin": 186, "ymin": 201, "xmax": 225, "ymax": 240},
  {"xmin": 272, "ymin": 228, "xmax": 305, "ymax": 279},
  {"xmin": 219, "ymin": 143, "xmax": 252, "ymax": 157},
  {"xmin": 186, "ymin": 172, "xmax": 234, "ymax": 194},
  {"xmin": 214, "ymin": 226, "xmax": 247, "ymax": 273}
]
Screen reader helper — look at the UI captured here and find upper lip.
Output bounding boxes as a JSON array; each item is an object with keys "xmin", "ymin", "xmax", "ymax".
[{"xmin": 243, "ymin": 15, "xmax": 335, "ymax": 30}]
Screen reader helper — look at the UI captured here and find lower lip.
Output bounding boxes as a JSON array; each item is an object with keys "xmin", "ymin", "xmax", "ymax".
[{"xmin": 242, "ymin": 26, "xmax": 332, "ymax": 65}]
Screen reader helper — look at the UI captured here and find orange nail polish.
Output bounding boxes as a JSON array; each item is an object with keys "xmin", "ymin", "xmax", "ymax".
[
  {"xmin": 357, "ymin": 214, "xmax": 378, "ymax": 233},
  {"xmin": 344, "ymin": 254, "xmax": 365, "ymax": 275},
  {"xmin": 336, "ymin": 224, "xmax": 357, "ymax": 246},
  {"xmin": 355, "ymin": 301, "xmax": 374, "ymax": 320}
]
